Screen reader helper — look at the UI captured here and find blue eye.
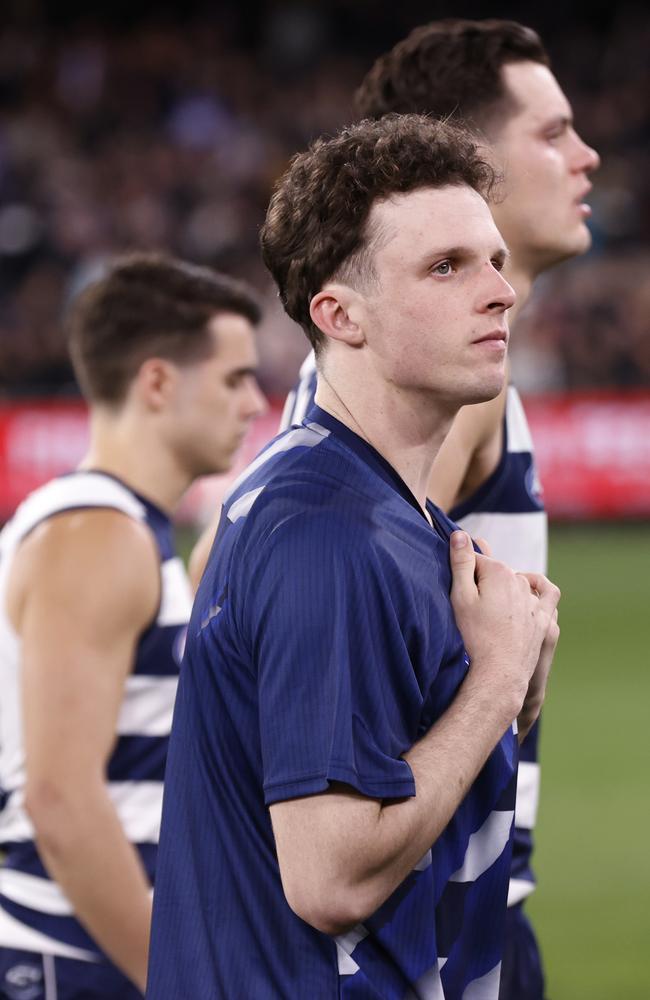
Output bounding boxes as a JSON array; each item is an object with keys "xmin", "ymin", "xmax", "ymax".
[{"xmin": 434, "ymin": 261, "xmax": 452, "ymax": 275}]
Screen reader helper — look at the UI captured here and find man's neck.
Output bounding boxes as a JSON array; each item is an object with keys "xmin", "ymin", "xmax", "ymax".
[
  {"xmin": 315, "ymin": 371, "xmax": 456, "ymax": 513},
  {"xmin": 79, "ymin": 409, "xmax": 191, "ymax": 515}
]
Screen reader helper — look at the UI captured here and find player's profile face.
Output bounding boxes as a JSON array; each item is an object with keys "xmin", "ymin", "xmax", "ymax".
[
  {"xmin": 489, "ymin": 60, "xmax": 600, "ymax": 274},
  {"xmin": 165, "ymin": 313, "xmax": 266, "ymax": 476},
  {"xmin": 357, "ymin": 184, "xmax": 515, "ymax": 408}
]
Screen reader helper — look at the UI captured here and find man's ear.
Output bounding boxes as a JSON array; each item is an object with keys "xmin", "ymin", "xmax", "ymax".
[
  {"xmin": 134, "ymin": 357, "xmax": 178, "ymax": 411},
  {"xmin": 309, "ymin": 284, "xmax": 365, "ymax": 347}
]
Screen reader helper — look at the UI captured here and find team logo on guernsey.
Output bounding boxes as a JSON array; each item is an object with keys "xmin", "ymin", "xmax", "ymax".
[{"xmin": 3, "ymin": 965, "xmax": 43, "ymax": 1000}]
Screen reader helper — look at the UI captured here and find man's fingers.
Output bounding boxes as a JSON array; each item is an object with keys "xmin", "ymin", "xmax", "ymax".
[
  {"xmin": 518, "ymin": 572, "xmax": 561, "ymax": 614},
  {"xmin": 449, "ymin": 531, "xmax": 477, "ymax": 603}
]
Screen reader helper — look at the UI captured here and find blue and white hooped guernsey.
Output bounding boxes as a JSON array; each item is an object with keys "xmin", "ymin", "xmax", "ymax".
[
  {"xmin": 146, "ymin": 406, "xmax": 518, "ymax": 999},
  {"xmin": 280, "ymin": 352, "xmax": 547, "ymax": 910},
  {"xmin": 0, "ymin": 471, "xmax": 192, "ymax": 961},
  {"xmin": 449, "ymin": 385, "xmax": 547, "ymax": 908}
]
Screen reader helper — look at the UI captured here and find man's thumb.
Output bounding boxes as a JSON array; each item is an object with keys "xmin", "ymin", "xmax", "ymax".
[{"xmin": 449, "ymin": 531, "xmax": 477, "ymax": 603}]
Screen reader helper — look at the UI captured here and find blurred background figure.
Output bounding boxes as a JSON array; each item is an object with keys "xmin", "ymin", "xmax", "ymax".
[{"xmin": 0, "ymin": 254, "xmax": 264, "ymax": 997}]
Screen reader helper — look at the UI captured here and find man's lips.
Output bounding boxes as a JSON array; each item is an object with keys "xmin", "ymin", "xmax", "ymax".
[{"xmin": 472, "ymin": 329, "xmax": 509, "ymax": 345}]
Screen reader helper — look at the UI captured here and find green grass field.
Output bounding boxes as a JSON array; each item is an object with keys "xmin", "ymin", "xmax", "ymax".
[
  {"xmin": 528, "ymin": 524, "xmax": 650, "ymax": 999},
  {"xmin": 180, "ymin": 522, "xmax": 650, "ymax": 996}
]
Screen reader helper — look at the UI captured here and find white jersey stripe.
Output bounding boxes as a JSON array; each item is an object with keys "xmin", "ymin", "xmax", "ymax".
[
  {"xmin": 504, "ymin": 387, "xmax": 534, "ymax": 453},
  {"xmin": 507, "ymin": 877, "xmax": 535, "ymax": 906},
  {"xmin": 0, "ymin": 870, "xmax": 73, "ymax": 917},
  {"xmin": 0, "ymin": 905, "xmax": 98, "ymax": 961},
  {"xmin": 157, "ymin": 557, "xmax": 193, "ymax": 627},
  {"xmin": 224, "ymin": 423, "xmax": 330, "ymax": 501},
  {"xmin": 227, "ymin": 486, "xmax": 266, "ymax": 523},
  {"xmin": 456, "ymin": 510, "xmax": 547, "ymax": 575},
  {"xmin": 116, "ymin": 676, "xmax": 179, "ymax": 736},
  {"xmin": 514, "ymin": 761, "xmax": 541, "ymax": 831},
  {"xmin": 335, "ymin": 924, "xmax": 368, "ymax": 973},
  {"xmin": 462, "ymin": 961, "xmax": 502, "ymax": 999},
  {"xmin": 1, "ymin": 783, "xmax": 163, "ymax": 844},
  {"xmin": 450, "ymin": 809, "xmax": 514, "ymax": 883}
]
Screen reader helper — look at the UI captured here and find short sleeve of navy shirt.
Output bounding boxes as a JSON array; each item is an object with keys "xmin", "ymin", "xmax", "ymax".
[{"xmin": 146, "ymin": 406, "xmax": 517, "ymax": 1000}]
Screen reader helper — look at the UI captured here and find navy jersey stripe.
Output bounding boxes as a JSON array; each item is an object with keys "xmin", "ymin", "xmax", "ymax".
[{"xmin": 106, "ymin": 736, "xmax": 168, "ymax": 783}]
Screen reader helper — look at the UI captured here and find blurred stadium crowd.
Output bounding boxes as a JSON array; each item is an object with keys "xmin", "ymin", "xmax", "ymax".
[{"xmin": 0, "ymin": 1, "xmax": 648, "ymax": 399}]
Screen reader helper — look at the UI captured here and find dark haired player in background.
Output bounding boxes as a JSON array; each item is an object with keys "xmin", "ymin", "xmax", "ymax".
[
  {"xmin": 275, "ymin": 21, "xmax": 599, "ymax": 998},
  {"xmin": 147, "ymin": 115, "xmax": 560, "ymax": 1000},
  {"xmin": 0, "ymin": 254, "xmax": 264, "ymax": 998}
]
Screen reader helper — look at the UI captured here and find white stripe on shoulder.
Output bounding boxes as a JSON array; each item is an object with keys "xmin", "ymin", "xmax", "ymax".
[
  {"xmin": 0, "ymin": 903, "xmax": 98, "ymax": 961},
  {"xmin": 515, "ymin": 761, "xmax": 541, "ymax": 831},
  {"xmin": 0, "ymin": 869, "xmax": 73, "ymax": 916},
  {"xmin": 506, "ymin": 386, "xmax": 534, "ymax": 454},
  {"xmin": 157, "ymin": 557, "xmax": 192, "ymax": 627},
  {"xmin": 224, "ymin": 422, "xmax": 330, "ymax": 502},
  {"xmin": 227, "ymin": 486, "xmax": 266, "ymax": 523},
  {"xmin": 5, "ymin": 473, "xmax": 146, "ymax": 548},
  {"xmin": 461, "ymin": 961, "xmax": 502, "ymax": 999},
  {"xmin": 116, "ymin": 676, "xmax": 178, "ymax": 736},
  {"xmin": 450, "ymin": 809, "xmax": 514, "ymax": 883}
]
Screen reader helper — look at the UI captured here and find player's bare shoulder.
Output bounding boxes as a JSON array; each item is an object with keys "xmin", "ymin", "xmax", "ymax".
[{"xmin": 6, "ymin": 507, "xmax": 160, "ymax": 636}]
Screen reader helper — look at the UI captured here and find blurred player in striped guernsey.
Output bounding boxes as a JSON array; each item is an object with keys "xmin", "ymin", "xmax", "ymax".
[
  {"xmin": 0, "ymin": 254, "xmax": 264, "ymax": 998},
  {"xmin": 147, "ymin": 115, "xmax": 560, "ymax": 999},
  {"xmin": 276, "ymin": 21, "xmax": 599, "ymax": 999}
]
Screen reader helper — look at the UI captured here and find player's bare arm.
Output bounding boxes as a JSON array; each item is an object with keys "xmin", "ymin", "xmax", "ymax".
[
  {"xmin": 270, "ymin": 531, "xmax": 560, "ymax": 936},
  {"xmin": 188, "ymin": 508, "xmax": 222, "ymax": 592},
  {"xmin": 8, "ymin": 508, "xmax": 160, "ymax": 993}
]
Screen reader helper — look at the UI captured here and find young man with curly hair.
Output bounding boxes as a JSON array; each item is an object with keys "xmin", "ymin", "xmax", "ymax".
[{"xmin": 147, "ymin": 115, "xmax": 560, "ymax": 1000}]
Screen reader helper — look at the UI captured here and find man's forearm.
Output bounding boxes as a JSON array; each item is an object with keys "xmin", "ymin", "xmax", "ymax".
[
  {"xmin": 273, "ymin": 669, "xmax": 517, "ymax": 935},
  {"xmin": 28, "ymin": 783, "xmax": 151, "ymax": 992}
]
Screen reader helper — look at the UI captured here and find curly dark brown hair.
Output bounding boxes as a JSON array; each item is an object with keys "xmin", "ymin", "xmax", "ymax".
[
  {"xmin": 67, "ymin": 252, "xmax": 260, "ymax": 405},
  {"xmin": 356, "ymin": 19, "xmax": 549, "ymax": 136},
  {"xmin": 260, "ymin": 114, "xmax": 495, "ymax": 353}
]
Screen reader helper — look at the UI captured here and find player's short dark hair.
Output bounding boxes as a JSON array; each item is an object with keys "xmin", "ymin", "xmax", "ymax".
[
  {"xmin": 260, "ymin": 114, "xmax": 495, "ymax": 353},
  {"xmin": 66, "ymin": 252, "xmax": 261, "ymax": 405},
  {"xmin": 355, "ymin": 19, "xmax": 550, "ymax": 136}
]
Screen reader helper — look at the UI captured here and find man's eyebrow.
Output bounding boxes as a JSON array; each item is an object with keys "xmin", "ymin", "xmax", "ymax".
[
  {"xmin": 541, "ymin": 113, "xmax": 573, "ymax": 130},
  {"xmin": 418, "ymin": 244, "xmax": 510, "ymax": 265}
]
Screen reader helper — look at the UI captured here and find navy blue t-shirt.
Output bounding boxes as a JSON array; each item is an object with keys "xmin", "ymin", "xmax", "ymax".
[{"xmin": 146, "ymin": 406, "xmax": 517, "ymax": 1000}]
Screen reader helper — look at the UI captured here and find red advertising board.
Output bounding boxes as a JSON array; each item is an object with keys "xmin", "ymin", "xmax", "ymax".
[
  {"xmin": 1, "ymin": 393, "xmax": 649, "ymax": 522},
  {"xmin": 525, "ymin": 391, "xmax": 650, "ymax": 518}
]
